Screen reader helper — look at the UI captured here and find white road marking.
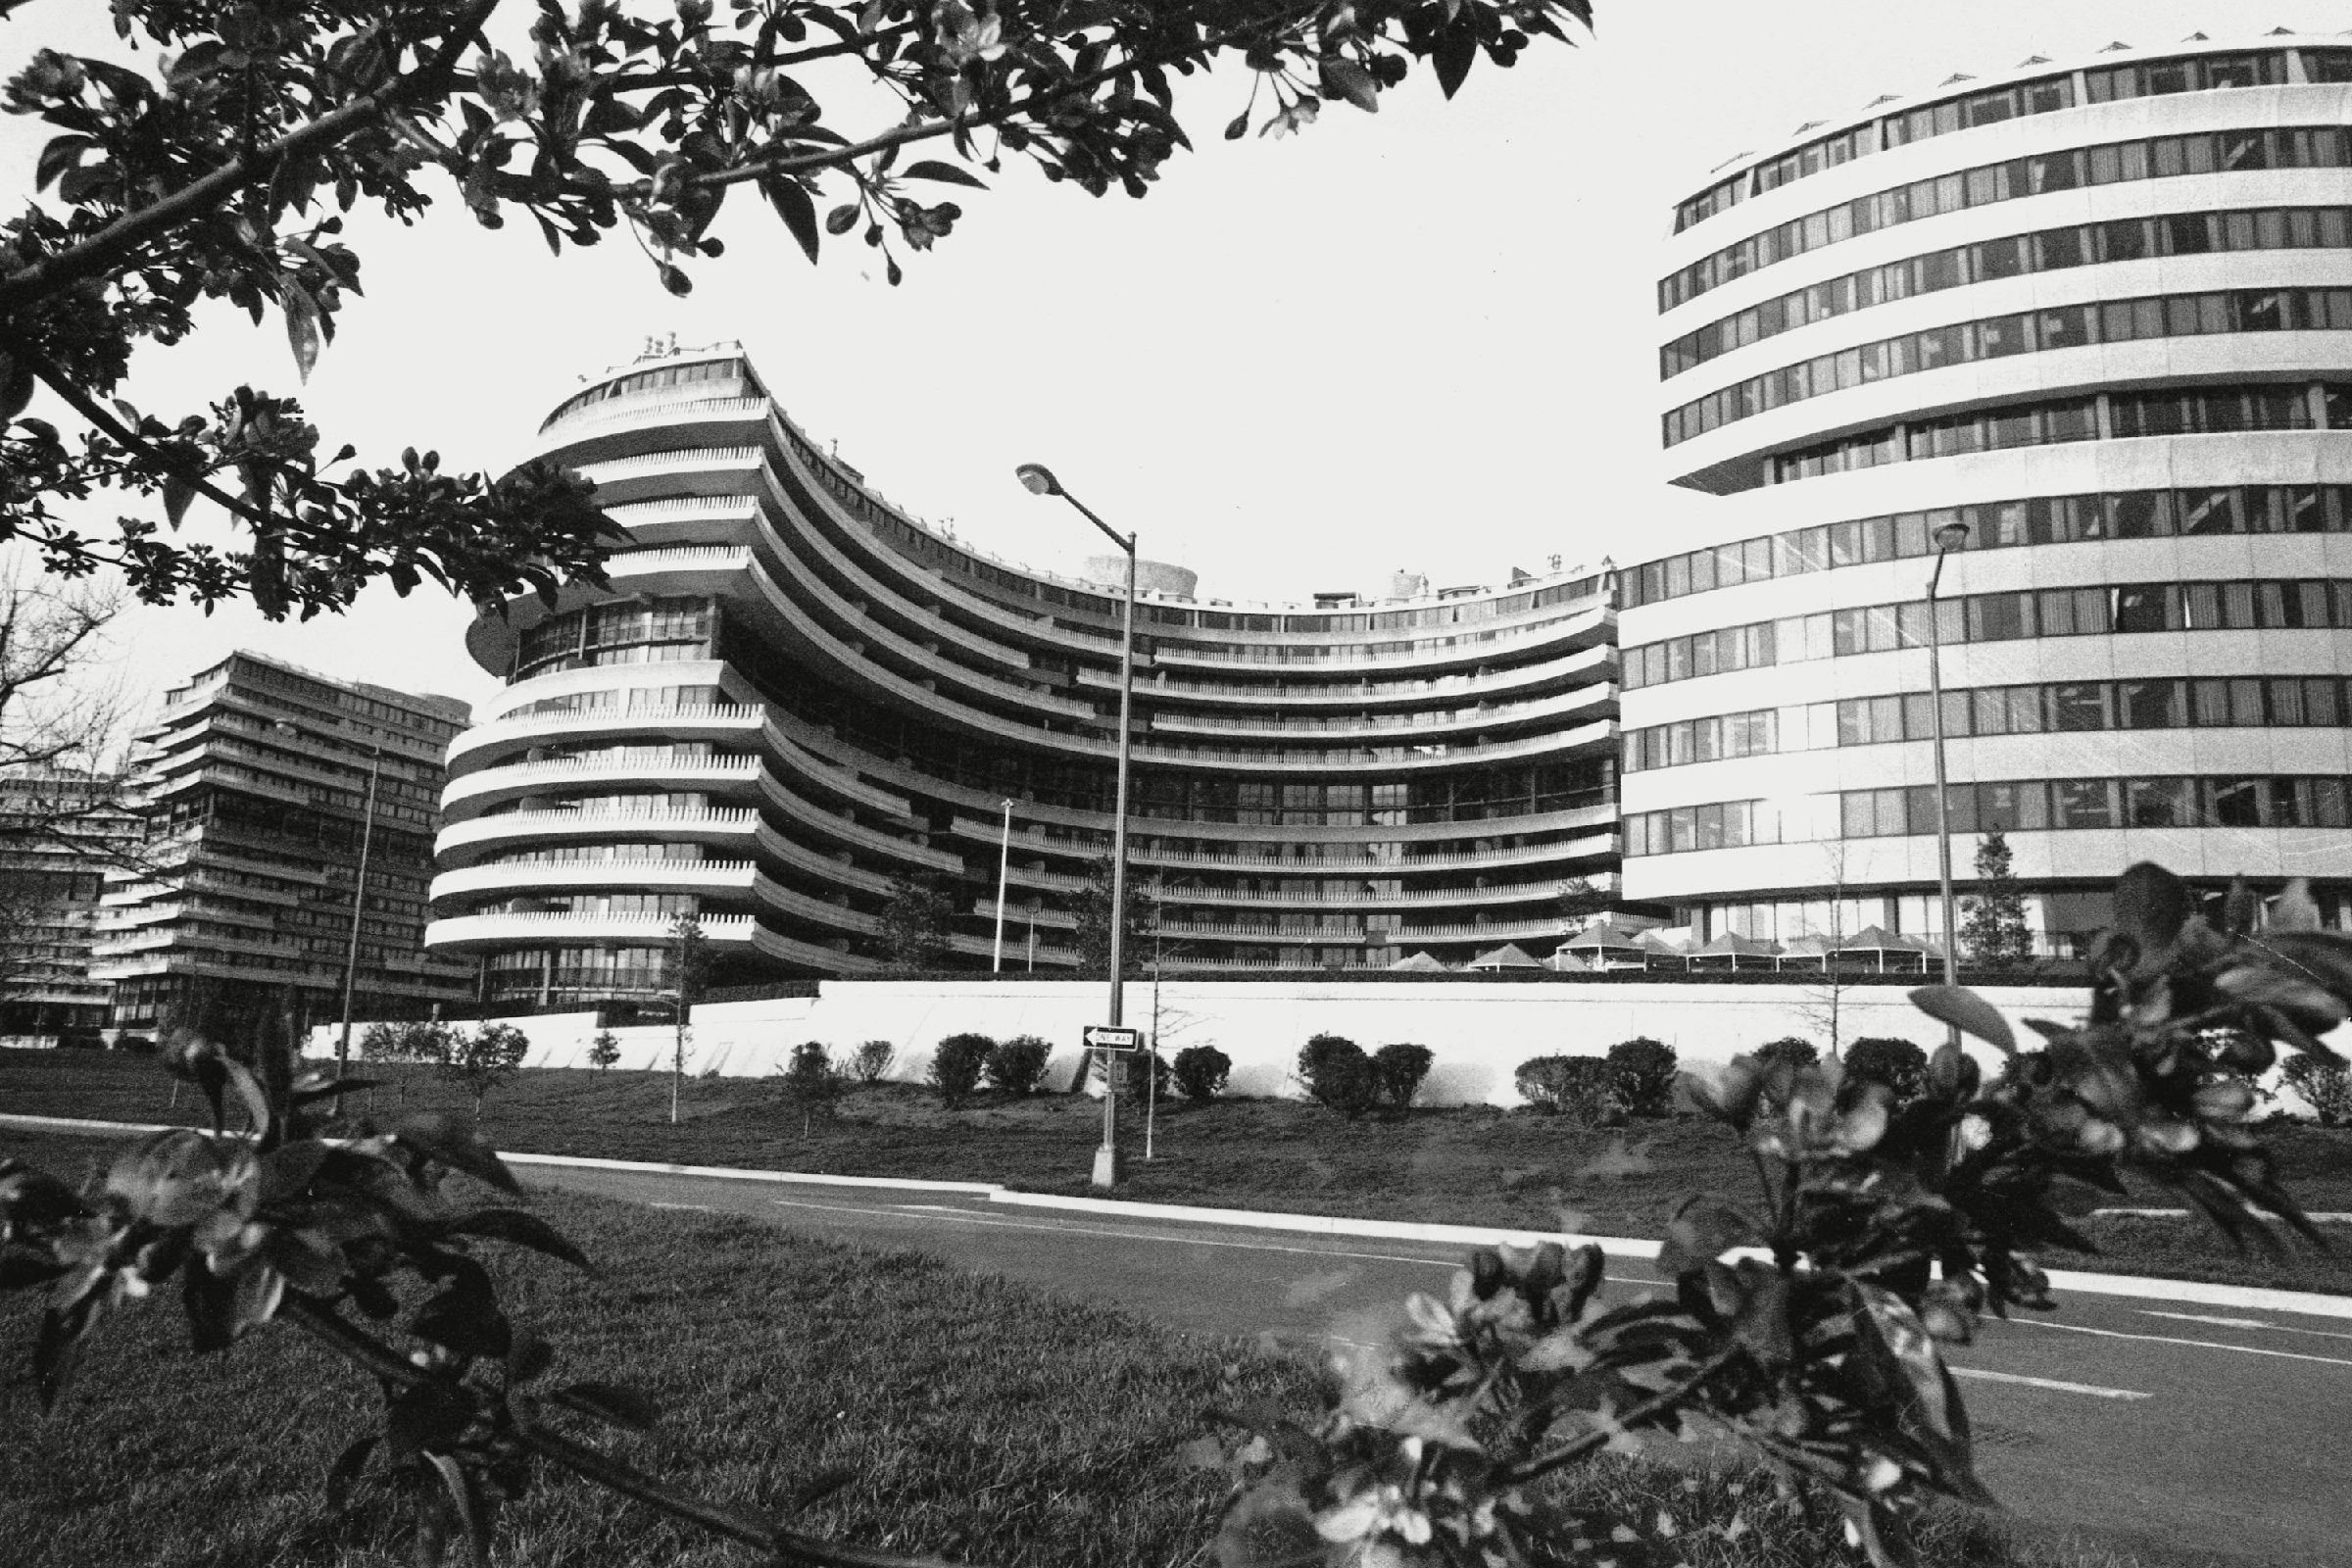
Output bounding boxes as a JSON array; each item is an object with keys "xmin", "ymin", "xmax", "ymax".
[
  {"xmin": 649, "ymin": 1200, "xmax": 714, "ymax": 1211},
  {"xmin": 1948, "ymin": 1367, "xmax": 2150, "ymax": 1400},
  {"xmin": 2141, "ymin": 1310, "xmax": 2352, "ymax": 1344},
  {"xmin": 768, "ymin": 1196, "xmax": 1464, "ymax": 1266},
  {"xmin": 2013, "ymin": 1317, "xmax": 2352, "ymax": 1368}
]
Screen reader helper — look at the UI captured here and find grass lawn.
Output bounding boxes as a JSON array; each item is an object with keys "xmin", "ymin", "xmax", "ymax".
[
  {"xmin": 10, "ymin": 1048, "xmax": 2352, "ymax": 1296},
  {"xmin": 0, "ymin": 1127, "xmax": 2251, "ymax": 1568}
]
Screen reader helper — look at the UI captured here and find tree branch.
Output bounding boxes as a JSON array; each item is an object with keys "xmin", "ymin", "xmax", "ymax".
[
  {"xmin": 1497, "ymin": 1347, "xmax": 1742, "ymax": 1486},
  {"xmin": 0, "ymin": 324, "xmax": 283, "ymax": 539},
  {"xmin": 0, "ymin": 0, "xmax": 504, "ymax": 315}
]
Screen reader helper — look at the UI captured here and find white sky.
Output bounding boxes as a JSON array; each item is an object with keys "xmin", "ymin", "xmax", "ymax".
[{"xmin": 5, "ymin": 0, "xmax": 2344, "ymax": 729}]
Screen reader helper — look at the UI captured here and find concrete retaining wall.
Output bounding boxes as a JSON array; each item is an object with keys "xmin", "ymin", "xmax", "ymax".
[{"xmin": 318, "ymin": 979, "xmax": 2103, "ymax": 1106}]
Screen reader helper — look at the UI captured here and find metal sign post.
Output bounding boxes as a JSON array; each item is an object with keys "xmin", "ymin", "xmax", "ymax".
[{"xmin": 1081, "ymin": 1024, "xmax": 1142, "ymax": 1186}]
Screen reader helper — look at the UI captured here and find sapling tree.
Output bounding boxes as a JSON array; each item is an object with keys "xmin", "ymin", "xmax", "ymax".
[
  {"xmin": 437, "ymin": 1018, "xmax": 528, "ymax": 1117},
  {"xmin": 1959, "ymin": 829, "xmax": 2034, "ymax": 970},
  {"xmin": 0, "ymin": 0, "xmax": 1592, "ymax": 619},
  {"xmin": 584, "ymin": 1027, "xmax": 621, "ymax": 1071}
]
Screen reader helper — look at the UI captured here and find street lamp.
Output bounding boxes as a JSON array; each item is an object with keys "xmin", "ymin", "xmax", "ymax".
[
  {"xmin": 1016, "ymin": 461, "xmax": 1136, "ymax": 1190},
  {"xmin": 1925, "ymin": 520, "xmax": 1970, "ymax": 1039},
  {"xmin": 993, "ymin": 797, "xmax": 1016, "ymax": 973},
  {"xmin": 338, "ymin": 744, "xmax": 385, "ymax": 1078}
]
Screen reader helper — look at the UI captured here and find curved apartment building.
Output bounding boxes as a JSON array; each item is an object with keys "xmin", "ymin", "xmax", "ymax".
[
  {"xmin": 1622, "ymin": 32, "xmax": 2352, "ymax": 957},
  {"xmin": 430, "ymin": 347, "xmax": 1619, "ymax": 1006}
]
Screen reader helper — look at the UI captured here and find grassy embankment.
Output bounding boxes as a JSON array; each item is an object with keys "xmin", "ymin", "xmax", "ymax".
[
  {"xmin": 0, "ymin": 1125, "xmax": 2238, "ymax": 1568},
  {"xmin": 7, "ymin": 1049, "xmax": 2351, "ymax": 1296}
]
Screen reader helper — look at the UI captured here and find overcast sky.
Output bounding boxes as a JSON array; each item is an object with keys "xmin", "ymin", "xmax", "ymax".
[{"xmin": 6, "ymin": 0, "xmax": 2342, "ymax": 730}]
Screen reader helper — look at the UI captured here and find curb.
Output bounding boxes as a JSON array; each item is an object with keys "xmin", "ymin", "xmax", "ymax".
[{"xmin": 11, "ymin": 1113, "xmax": 2352, "ymax": 1319}]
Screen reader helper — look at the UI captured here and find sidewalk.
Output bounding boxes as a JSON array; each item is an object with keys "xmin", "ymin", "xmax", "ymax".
[{"xmin": 11, "ymin": 1109, "xmax": 2352, "ymax": 1320}]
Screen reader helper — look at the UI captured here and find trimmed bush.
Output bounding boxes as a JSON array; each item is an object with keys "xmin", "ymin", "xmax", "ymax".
[
  {"xmin": 927, "ymin": 1032, "xmax": 994, "ymax": 1108},
  {"xmin": 1172, "ymin": 1045, "xmax": 1231, "ymax": 1103},
  {"xmin": 1604, "ymin": 1038, "xmax": 1678, "ymax": 1117},
  {"xmin": 1512, "ymin": 1055, "xmax": 1624, "ymax": 1126},
  {"xmin": 849, "ymin": 1039, "xmax": 895, "ymax": 1085},
  {"xmin": 983, "ymin": 1034, "xmax": 1054, "ymax": 1097},
  {"xmin": 1297, "ymin": 1034, "xmax": 1377, "ymax": 1119},
  {"xmin": 1843, "ymin": 1037, "xmax": 1930, "ymax": 1102},
  {"xmin": 1754, "ymin": 1037, "xmax": 1819, "ymax": 1070},
  {"xmin": 1371, "ymin": 1044, "xmax": 1435, "ymax": 1111}
]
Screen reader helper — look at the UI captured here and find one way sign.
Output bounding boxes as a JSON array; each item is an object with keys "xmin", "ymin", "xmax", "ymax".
[{"xmin": 1081, "ymin": 1025, "xmax": 1142, "ymax": 1052}]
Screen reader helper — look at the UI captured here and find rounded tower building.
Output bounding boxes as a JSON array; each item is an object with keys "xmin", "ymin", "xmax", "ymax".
[{"xmin": 1623, "ymin": 32, "xmax": 2352, "ymax": 957}]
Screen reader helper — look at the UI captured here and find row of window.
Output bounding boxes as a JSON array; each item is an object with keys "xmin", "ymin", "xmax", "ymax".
[
  {"xmin": 1626, "ymin": 484, "xmax": 2352, "ymax": 609},
  {"xmin": 1666, "ymin": 287, "xmax": 2352, "ymax": 448},
  {"xmin": 542, "ymin": 357, "xmax": 745, "ymax": 432},
  {"xmin": 1625, "ymin": 675, "xmax": 2352, "ymax": 771},
  {"xmin": 515, "ymin": 596, "xmax": 713, "ymax": 680},
  {"xmin": 505, "ymin": 685, "xmax": 730, "ymax": 720},
  {"xmin": 1127, "ymin": 763, "xmax": 1610, "ymax": 827},
  {"xmin": 1765, "ymin": 383, "xmax": 2342, "ymax": 488},
  {"xmin": 1671, "ymin": 48, "xmax": 2329, "ymax": 235},
  {"xmin": 1625, "ymin": 576, "xmax": 2352, "ymax": 690},
  {"xmin": 476, "ymin": 894, "xmax": 705, "ymax": 917},
  {"xmin": 1659, "ymin": 122, "xmax": 2352, "ymax": 313},
  {"xmin": 1663, "ymin": 205, "xmax": 2352, "ymax": 380},
  {"xmin": 1628, "ymin": 772, "xmax": 2352, "ymax": 857}
]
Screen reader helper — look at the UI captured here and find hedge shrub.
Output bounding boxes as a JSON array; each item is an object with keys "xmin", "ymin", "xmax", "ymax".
[
  {"xmin": 1172, "ymin": 1045, "xmax": 1231, "ymax": 1103},
  {"xmin": 849, "ymin": 1039, "xmax": 895, "ymax": 1085},
  {"xmin": 927, "ymin": 1032, "xmax": 994, "ymax": 1107},
  {"xmin": 1298, "ymin": 1034, "xmax": 1377, "ymax": 1119},
  {"xmin": 1513, "ymin": 1055, "xmax": 1625, "ymax": 1126},
  {"xmin": 1754, "ymin": 1037, "xmax": 1819, "ymax": 1070},
  {"xmin": 983, "ymin": 1035, "xmax": 1054, "ymax": 1097},
  {"xmin": 1603, "ymin": 1038, "xmax": 1678, "ymax": 1117},
  {"xmin": 1843, "ymin": 1037, "xmax": 1930, "ymax": 1101},
  {"xmin": 1371, "ymin": 1044, "xmax": 1435, "ymax": 1111}
]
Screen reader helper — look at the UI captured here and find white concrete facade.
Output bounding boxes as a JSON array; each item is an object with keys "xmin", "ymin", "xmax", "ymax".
[
  {"xmin": 367, "ymin": 978, "xmax": 2094, "ymax": 1107},
  {"xmin": 1626, "ymin": 34, "xmax": 2352, "ymax": 956}
]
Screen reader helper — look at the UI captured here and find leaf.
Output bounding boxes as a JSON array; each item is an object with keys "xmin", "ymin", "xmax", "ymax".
[
  {"xmin": 1657, "ymin": 1197, "xmax": 1753, "ymax": 1278},
  {"xmin": 259, "ymin": 1142, "xmax": 329, "ymax": 1204},
  {"xmin": 1318, "ymin": 56, "xmax": 1380, "ymax": 113},
  {"xmin": 394, "ymin": 1113, "xmax": 521, "ymax": 1195},
  {"xmin": 443, "ymin": 1207, "xmax": 595, "ymax": 1273},
  {"xmin": 34, "ymin": 133, "xmax": 94, "ymax": 193},
  {"xmin": 824, "ymin": 202, "xmax": 859, "ymax": 235},
  {"xmin": 1432, "ymin": 24, "xmax": 1478, "ymax": 99},
  {"xmin": 324, "ymin": 1433, "xmax": 377, "ymax": 1511},
  {"xmin": 1908, "ymin": 985, "xmax": 2015, "ymax": 1055},
  {"xmin": 551, "ymin": 1381, "xmax": 660, "ymax": 1431},
  {"xmin": 161, "ymin": 473, "xmax": 196, "ymax": 528},
  {"xmin": 761, "ymin": 174, "xmax": 821, "ymax": 265},
  {"xmin": 1853, "ymin": 1283, "xmax": 1993, "ymax": 1505},
  {"xmin": 425, "ymin": 1452, "xmax": 490, "ymax": 1568},
  {"xmin": 900, "ymin": 159, "xmax": 988, "ymax": 188},
  {"xmin": 282, "ymin": 281, "xmax": 323, "ymax": 382}
]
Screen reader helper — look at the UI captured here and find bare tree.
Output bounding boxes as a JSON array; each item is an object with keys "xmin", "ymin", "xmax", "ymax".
[{"xmin": 1792, "ymin": 839, "xmax": 1856, "ymax": 1063}]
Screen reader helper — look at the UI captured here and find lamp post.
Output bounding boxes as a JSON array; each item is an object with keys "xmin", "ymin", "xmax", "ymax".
[
  {"xmin": 1925, "ymin": 521, "xmax": 1970, "ymax": 1041},
  {"xmin": 1016, "ymin": 461, "xmax": 1136, "ymax": 1189},
  {"xmin": 337, "ymin": 744, "xmax": 384, "ymax": 1078},
  {"xmin": 993, "ymin": 797, "xmax": 1015, "ymax": 972}
]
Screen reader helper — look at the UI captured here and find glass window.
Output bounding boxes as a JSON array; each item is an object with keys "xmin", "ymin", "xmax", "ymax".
[
  {"xmin": 2053, "ymin": 779, "xmax": 2119, "ymax": 828},
  {"xmin": 2127, "ymin": 776, "xmax": 2190, "ymax": 827},
  {"xmin": 2048, "ymin": 683, "xmax": 2111, "ymax": 730},
  {"xmin": 2118, "ymin": 680, "xmax": 2183, "ymax": 728}
]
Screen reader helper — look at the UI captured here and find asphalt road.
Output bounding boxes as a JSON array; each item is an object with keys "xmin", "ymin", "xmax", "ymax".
[{"xmin": 524, "ymin": 1162, "xmax": 2352, "ymax": 1568}]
